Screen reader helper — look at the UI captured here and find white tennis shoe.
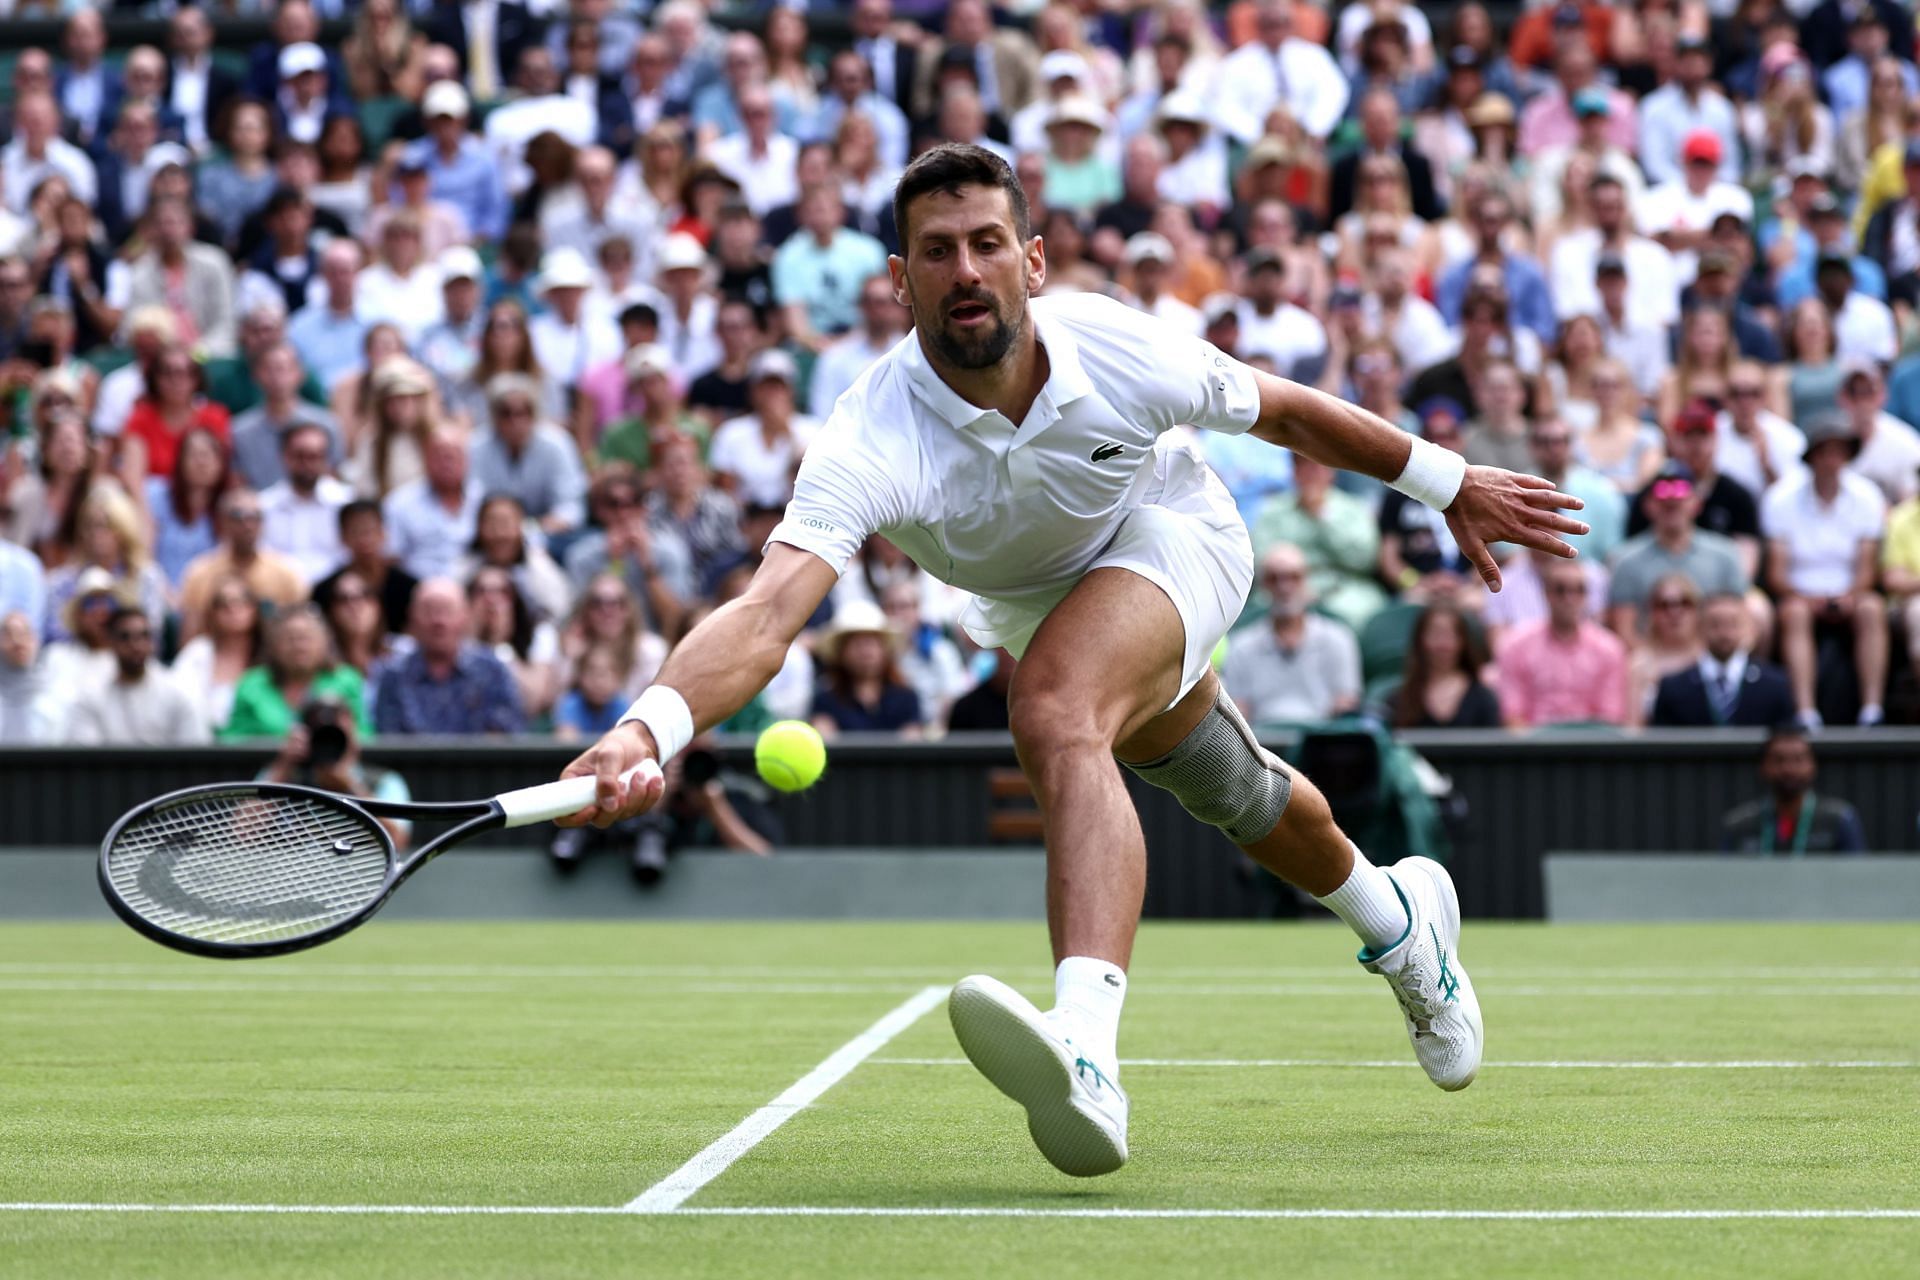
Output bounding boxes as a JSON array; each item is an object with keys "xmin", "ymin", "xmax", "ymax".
[
  {"xmin": 1359, "ymin": 856, "xmax": 1483, "ymax": 1091},
  {"xmin": 948, "ymin": 975, "xmax": 1129, "ymax": 1177}
]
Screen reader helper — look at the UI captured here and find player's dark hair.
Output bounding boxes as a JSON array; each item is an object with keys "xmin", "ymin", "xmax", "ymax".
[{"xmin": 892, "ymin": 143, "xmax": 1030, "ymax": 251}]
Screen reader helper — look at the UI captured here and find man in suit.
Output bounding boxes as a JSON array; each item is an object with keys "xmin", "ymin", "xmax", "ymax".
[
  {"xmin": 55, "ymin": 7, "xmax": 119, "ymax": 151},
  {"xmin": 1329, "ymin": 87, "xmax": 1442, "ymax": 224},
  {"xmin": 421, "ymin": 0, "xmax": 545, "ymax": 105},
  {"xmin": 165, "ymin": 5, "xmax": 240, "ymax": 155},
  {"xmin": 1652, "ymin": 593, "xmax": 1796, "ymax": 727},
  {"xmin": 851, "ymin": 0, "xmax": 919, "ymax": 116},
  {"xmin": 912, "ymin": 0, "xmax": 1039, "ymax": 123}
]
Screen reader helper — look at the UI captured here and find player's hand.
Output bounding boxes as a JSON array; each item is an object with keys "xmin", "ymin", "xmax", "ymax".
[
  {"xmin": 556, "ymin": 721, "xmax": 667, "ymax": 828},
  {"xmin": 1444, "ymin": 466, "xmax": 1589, "ymax": 593}
]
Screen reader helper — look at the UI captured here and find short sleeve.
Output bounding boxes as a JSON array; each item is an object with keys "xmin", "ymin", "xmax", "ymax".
[
  {"xmin": 1181, "ymin": 340, "xmax": 1265, "ymax": 435},
  {"xmin": 765, "ymin": 416, "xmax": 905, "ymax": 574},
  {"xmin": 1073, "ymin": 296, "xmax": 1262, "ymax": 435}
]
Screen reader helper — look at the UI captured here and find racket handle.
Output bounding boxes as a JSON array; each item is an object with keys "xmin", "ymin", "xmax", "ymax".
[{"xmin": 497, "ymin": 762, "xmax": 662, "ymax": 828}]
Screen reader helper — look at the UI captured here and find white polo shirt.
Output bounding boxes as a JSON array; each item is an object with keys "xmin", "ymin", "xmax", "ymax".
[
  {"xmin": 1761, "ymin": 470, "xmax": 1886, "ymax": 597},
  {"xmin": 768, "ymin": 293, "xmax": 1261, "ymax": 608}
]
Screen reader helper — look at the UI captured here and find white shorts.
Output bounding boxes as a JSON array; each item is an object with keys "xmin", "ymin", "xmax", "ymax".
[{"xmin": 959, "ymin": 444, "xmax": 1254, "ymax": 711}]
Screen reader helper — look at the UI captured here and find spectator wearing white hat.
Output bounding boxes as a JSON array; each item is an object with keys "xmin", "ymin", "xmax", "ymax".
[
  {"xmin": 528, "ymin": 247, "xmax": 621, "ymax": 405},
  {"xmin": 355, "ymin": 211, "xmax": 445, "ymax": 345},
  {"xmin": 653, "ymin": 232, "xmax": 723, "ymax": 380},
  {"xmin": 1153, "ymin": 91, "xmax": 1228, "ymax": 220},
  {"xmin": 271, "ymin": 42, "xmax": 338, "ymax": 147},
  {"xmin": 708, "ymin": 349, "xmax": 820, "ymax": 509},
  {"xmin": 1120, "ymin": 233, "xmax": 1202, "ymax": 337},
  {"xmin": 403, "ymin": 81, "xmax": 508, "ymax": 243},
  {"xmin": 415, "ymin": 247, "xmax": 488, "ymax": 396},
  {"xmin": 1011, "ymin": 49, "xmax": 1110, "ymax": 161},
  {"xmin": 1040, "ymin": 97, "xmax": 1119, "ymax": 216},
  {"xmin": 810, "ymin": 599, "xmax": 924, "ymax": 738}
]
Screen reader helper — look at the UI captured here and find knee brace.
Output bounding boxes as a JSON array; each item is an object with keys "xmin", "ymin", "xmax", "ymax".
[{"xmin": 1123, "ymin": 689, "xmax": 1292, "ymax": 846}]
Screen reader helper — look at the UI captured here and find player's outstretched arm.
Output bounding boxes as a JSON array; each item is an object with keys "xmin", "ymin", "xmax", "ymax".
[
  {"xmin": 1247, "ymin": 372, "xmax": 1589, "ymax": 592},
  {"xmin": 556, "ymin": 543, "xmax": 839, "ymax": 827}
]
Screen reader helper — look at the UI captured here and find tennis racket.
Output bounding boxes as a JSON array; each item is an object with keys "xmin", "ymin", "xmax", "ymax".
[{"xmin": 97, "ymin": 764, "xmax": 658, "ymax": 959}]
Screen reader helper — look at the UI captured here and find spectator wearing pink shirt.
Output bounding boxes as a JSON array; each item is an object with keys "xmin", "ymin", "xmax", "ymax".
[
  {"xmin": 1493, "ymin": 556, "xmax": 1629, "ymax": 729},
  {"xmin": 1517, "ymin": 43, "xmax": 1637, "ymax": 159}
]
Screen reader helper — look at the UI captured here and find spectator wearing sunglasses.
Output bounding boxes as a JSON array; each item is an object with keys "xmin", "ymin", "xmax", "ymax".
[
  {"xmin": 64, "ymin": 606, "xmax": 207, "ymax": 745},
  {"xmin": 1607, "ymin": 460, "xmax": 1749, "ymax": 642}
]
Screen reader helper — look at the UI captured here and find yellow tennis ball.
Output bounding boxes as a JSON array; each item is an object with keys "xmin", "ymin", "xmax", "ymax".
[
  {"xmin": 1211, "ymin": 636, "xmax": 1230, "ymax": 671},
  {"xmin": 755, "ymin": 720, "xmax": 826, "ymax": 793}
]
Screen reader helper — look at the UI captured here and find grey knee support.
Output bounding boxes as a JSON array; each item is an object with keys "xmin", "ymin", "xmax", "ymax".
[{"xmin": 1123, "ymin": 690, "xmax": 1292, "ymax": 845}]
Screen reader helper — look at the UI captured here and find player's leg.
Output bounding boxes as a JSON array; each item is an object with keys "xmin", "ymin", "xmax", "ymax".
[
  {"xmin": 949, "ymin": 566, "xmax": 1190, "ymax": 1178},
  {"xmin": 1005, "ymin": 566, "xmax": 1191, "ymax": 969},
  {"xmin": 1116, "ymin": 677, "xmax": 1482, "ymax": 1090}
]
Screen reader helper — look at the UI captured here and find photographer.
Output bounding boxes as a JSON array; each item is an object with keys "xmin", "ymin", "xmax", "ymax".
[
  {"xmin": 263, "ymin": 694, "xmax": 413, "ymax": 850},
  {"xmin": 549, "ymin": 734, "xmax": 777, "ymax": 884}
]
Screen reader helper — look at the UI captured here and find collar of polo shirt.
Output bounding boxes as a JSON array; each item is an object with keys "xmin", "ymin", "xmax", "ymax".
[{"xmin": 899, "ymin": 308, "xmax": 1094, "ymax": 442}]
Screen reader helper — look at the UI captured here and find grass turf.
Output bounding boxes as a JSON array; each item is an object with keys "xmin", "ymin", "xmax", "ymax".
[{"xmin": 1, "ymin": 920, "xmax": 1916, "ymax": 1278}]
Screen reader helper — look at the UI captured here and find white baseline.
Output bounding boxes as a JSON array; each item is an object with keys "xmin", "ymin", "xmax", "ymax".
[{"xmin": 625, "ymin": 985, "xmax": 946, "ymax": 1212}]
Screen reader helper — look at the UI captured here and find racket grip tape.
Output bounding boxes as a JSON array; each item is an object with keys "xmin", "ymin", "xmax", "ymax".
[{"xmin": 497, "ymin": 762, "xmax": 661, "ymax": 828}]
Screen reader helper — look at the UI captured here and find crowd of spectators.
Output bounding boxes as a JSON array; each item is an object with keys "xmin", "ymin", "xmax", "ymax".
[{"xmin": 4, "ymin": 0, "xmax": 1920, "ymax": 750}]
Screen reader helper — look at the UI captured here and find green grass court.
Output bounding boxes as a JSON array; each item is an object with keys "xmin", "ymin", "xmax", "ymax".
[{"xmin": 2, "ymin": 920, "xmax": 1916, "ymax": 1277}]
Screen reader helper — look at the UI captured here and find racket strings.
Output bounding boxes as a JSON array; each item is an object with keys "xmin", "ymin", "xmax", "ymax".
[{"xmin": 103, "ymin": 791, "xmax": 390, "ymax": 945}]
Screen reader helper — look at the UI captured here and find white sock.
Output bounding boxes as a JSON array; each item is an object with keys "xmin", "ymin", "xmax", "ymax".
[
  {"xmin": 1858, "ymin": 704, "xmax": 1884, "ymax": 727},
  {"xmin": 1315, "ymin": 844, "xmax": 1410, "ymax": 954},
  {"xmin": 1050, "ymin": 956, "xmax": 1126, "ymax": 1075}
]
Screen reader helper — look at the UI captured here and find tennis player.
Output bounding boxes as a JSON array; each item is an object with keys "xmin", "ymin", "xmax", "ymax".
[{"xmin": 559, "ymin": 145, "xmax": 1587, "ymax": 1176}]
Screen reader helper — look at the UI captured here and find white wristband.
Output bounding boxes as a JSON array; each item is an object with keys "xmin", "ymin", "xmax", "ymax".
[
  {"xmin": 618, "ymin": 685, "xmax": 694, "ymax": 764},
  {"xmin": 1390, "ymin": 436, "xmax": 1468, "ymax": 510}
]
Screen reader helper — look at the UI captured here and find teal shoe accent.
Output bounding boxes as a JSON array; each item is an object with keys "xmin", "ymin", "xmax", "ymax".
[{"xmin": 1355, "ymin": 874, "xmax": 1415, "ymax": 965}]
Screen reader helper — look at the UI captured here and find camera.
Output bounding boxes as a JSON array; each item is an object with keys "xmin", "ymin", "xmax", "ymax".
[{"xmin": 302, "ymin": 697, "xmax": 350, "ymax": 768}]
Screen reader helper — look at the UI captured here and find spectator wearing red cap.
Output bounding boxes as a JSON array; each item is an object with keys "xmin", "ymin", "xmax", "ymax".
[
  {"xmin": 1638, "ymin": 31, "xmax": 1741, "ymax": 187},
  {"xmin": 1637, "ymin": 129, "xmax": 1754, "ymax": 283},
  {"xmin": 1628, "ymin": 400, "xmax": 1763, "ymax": 579}
]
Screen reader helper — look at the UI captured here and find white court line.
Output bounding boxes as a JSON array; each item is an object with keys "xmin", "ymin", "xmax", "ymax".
[
  {"xmin": 0, "ymin": 1202, "xmax": 1915, "ymax": 1222},
  {"xmin": 872, "ymin": 1057, "xmax": 1920, "ymax": 1070},
  {"xmin": 4, "ymin": 978, "xmax": 1916, "ymax": 998},
  {"xmin": 5, "ymin": 962, "xmax": 1918, "ymax": 981},
  {"xmin": 624, "ymin": 985, "xmax": 947, "ymax": 1213}
]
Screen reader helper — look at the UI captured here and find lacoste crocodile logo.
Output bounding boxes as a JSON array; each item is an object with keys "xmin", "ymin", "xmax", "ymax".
[{"xmin": 1091, "ymin": 443, "xmax": 1124, "ymax": 462}]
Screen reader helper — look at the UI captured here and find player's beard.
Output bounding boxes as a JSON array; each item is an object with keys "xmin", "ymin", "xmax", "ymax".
[{"xmin": 924, "ymin": 285, "xmax": 1022, "ymax": 370}]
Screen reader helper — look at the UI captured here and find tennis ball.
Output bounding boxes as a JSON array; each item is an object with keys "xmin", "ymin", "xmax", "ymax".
[
  {"xmin": 755, "ymin": 720, "xmax": 826, "ymax": 793},
  {"xmin": 1211, "ymin": 636, "xmax": 1230, "ymax": 671}
]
